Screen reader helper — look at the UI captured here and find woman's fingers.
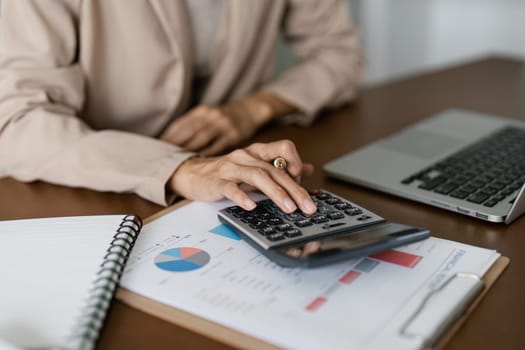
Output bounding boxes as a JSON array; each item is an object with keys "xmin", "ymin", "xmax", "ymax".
[
  {"xmin": 182, "ymin": 126, "xmax": 218, "ymax": 151},
  {"xmin": 218, "ymin": 180, "xmax": 256, "ymax": 210},
  {"xmin": 226, "ymin": 164, "xmax": 299, "ymax": 213},
  {"xmin": 245, "ymin": 140, "xmax": 305, "ymax": 178},
  {"xmin": 229, "ymin": 145, "xmax": 316, "ymax": 213},
  {"xmin": 199, "ymin": 122, "xmax": 239, "ymax": 156},
  {"xmin": 161, "ymin": 115, "xmax": 202, "ymax": 146},
  {"xmin": 267, "ymin": 165, "xmax": 316, "ymax": 214},
  {"xmin": 169, "ymin": 140, "xmax": 315, "ymax": 215},
  {"xmin": 200, "ymin": 137, "xmax": 231, "ymax": 156},
  {"xmin": 224, "ymin": 148, "xmax": 316, "ymax": 214},
  {"xmin": 181, "ymin": 111, "xmax": 232, "ymax": 151},
  {"xmin": 234, "ymin": 158, "xmax": 315, "ymax": 214},
  {"xmin": 161, "ymin": 107, "xmax": 213, "ymax": 146},
  {"xmin": 161, "ymin": 105, "xmax": 250, "ymax": 155}
]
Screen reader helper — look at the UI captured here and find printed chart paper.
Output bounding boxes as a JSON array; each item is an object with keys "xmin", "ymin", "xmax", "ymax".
[{"xmin": 120, "ymin": 201, "xmax": 500, "ymax": 350}]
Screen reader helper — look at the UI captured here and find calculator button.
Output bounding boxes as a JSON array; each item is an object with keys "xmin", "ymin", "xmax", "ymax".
[
  {"xmin": 345, "ymin": 208, "xmax": 363, "ymax": 216},
  {"xmin": 249, "ymin": 220, "xmax": 267, "ymax": 229},
  {"xmin": 317, "ymin": 205, "xmax": 333, "ymax": 214},
  {"xmin": 259, "ymin": 199, "xmax": 273, "ymax": 206},
  {"xmin": 325, "ymin": 198, "xmax": 342, "ymax": 205},
  {"xmin": 314, "ymin": 192, "xmax": 330, "ymax": 200},
  {"xmin": 335, "ymin": 203, "xmax": 352, "ymax": 210},
  {"xmin": 268, "ymin": 217, "xmax": 284, "ymax": 225},
  {"xmin": 241, "ymin": 215, "xmax": 258, "ymax": 223},
  {"xmin": 261, "ymin": 201, "xmax": 284, "ymax": 214},
  {"xmin": 313, "ymin": 199, "xmax": 324, "ymax": 207},
  {"xmin": 285, "ymin": 212, "xmax": 304, "ymax": 221},
  {"xmin": 295, "ymin": 218, "xmax": 313, "ymax": 227},
  {"xmin": 285, "ymin": 229, "xmax": 302, "ymax": 238},
  {"xmin": 311, "ymin": 215, "xmax": 329, "ymax": 224},
  {"xmin": 259, "ymin": 227, "xmax": 277, "ymax": 236},
  {"xmin": 276, "ymin": 223, "xmax": 293, "ymax": 231},
  {"xmin": 328, "ymin": 212, "xmax": 345, "ymax": 220},
  {"xmin": 258, "ymin": 211, "xmax": 273, "ymax": 220},
  {"xmin": 357, "ymin": 215, "xmax": 372, "ymax": 221},
  {"xmin": 264, "ymin": 204, "xmax": 286, "ymax": 215},
  {"xmin": 226, "ymin": 206, "xmax": 245, "ymax": 214},
  {"xmin": 267, "ymin": 232, "xmax": 286, "ymax": 241}
]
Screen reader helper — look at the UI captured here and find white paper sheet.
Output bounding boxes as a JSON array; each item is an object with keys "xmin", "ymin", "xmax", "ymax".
[
  {"xmin": 119, "ymin": 200, "xmax": 500, "ymax": 350},
  {"xmin": 0, "ymin": 216, "xmax": 127, "ymax": 349}
]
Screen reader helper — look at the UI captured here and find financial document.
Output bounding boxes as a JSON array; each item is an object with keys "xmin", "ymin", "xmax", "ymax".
[{"xmin": 119, "ymin": 200, "xmax": 500, "ymax": 350}]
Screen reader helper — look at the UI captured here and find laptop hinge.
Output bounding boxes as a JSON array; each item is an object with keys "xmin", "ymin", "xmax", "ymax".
[{"xmin": 505, "ymin": 184, "xmax": 525, "ymax": 224}]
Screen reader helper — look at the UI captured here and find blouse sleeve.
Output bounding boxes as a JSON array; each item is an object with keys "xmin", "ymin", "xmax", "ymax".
[
  {"xmin": 0, "ymin": 0, "xmax": 194, "ymax": 205},
  {"xmin": 263, "ymin": 0, "xmax": 363, "ymax": 126}
]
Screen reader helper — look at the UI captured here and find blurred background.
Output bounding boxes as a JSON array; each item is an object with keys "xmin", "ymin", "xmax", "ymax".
[
  {"xmin": 353, "ymin": 0, "xmax": 525, "ymax": 85},
  {"xmin": 2, "ymin": 0, "xmax": 523, "ymax": 87},
  {"xmin": 280, "ymin": 0, "xmax": 525, "ymax": 86}
]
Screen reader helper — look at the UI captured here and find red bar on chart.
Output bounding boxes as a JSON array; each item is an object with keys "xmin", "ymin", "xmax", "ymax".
[
  {"xmin": 305, "ymin": 297, "xmax": 327, "ymax": 312},
  {"xmin": 339, "ymin": 270, "xmax": 361, "ymax": 284},
  {"xmin": 369, "ymin": 250, "xmax": 422, "ymax": 268}
]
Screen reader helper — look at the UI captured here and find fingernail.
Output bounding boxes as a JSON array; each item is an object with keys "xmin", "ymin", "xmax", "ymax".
[
  {"xmin": 283, "ymin": 198, "xmax": 297, "ymax": 212},
  {"xmin": 304, "ymin": 198, "xmax": 317, "ymax": 213},
  {"xmin": 243, "ymin": 199, "xmax": 256, "ymax": 210}
]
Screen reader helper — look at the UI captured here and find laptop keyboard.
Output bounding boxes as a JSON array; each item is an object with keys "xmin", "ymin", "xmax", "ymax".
[{"xmin": 401, "ymin": 126, "xmax": 525, "ymax": 207}]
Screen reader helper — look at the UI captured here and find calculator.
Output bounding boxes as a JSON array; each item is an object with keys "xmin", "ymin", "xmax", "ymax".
[{"xmin": 218, "ymin": 189, "xmax": 430, "ymax": 267}]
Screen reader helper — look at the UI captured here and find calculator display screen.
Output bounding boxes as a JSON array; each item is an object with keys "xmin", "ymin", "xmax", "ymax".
[{"xmin": 276, "ymin": 223, "xmax": 416, "ymax": 259}]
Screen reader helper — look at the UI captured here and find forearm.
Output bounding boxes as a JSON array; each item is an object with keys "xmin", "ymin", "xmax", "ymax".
[
  {"xmin": 263, "ymin": 0, "xmax": 363, "ymax": 125},
  {"xmin": 228, "ymin": 90, "xmax": 299, "ymax": 129},
  {"xmin": 245, "ymin": 90, "xmax": 299, "ymax": 126},
  {"xmin": 0, "ymin": 106, "xmax": 192, "ymax": 205}
]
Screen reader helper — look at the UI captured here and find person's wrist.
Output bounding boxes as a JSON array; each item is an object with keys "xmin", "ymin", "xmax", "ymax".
[
  {"xmin": 167, "ymin": 156, "xmax": 198, "ymax": 198},
  {"xmin": 238, "ymin": 91, "xmax": 299, "ymax": 128},
  {"xmin": 242, "ymin": 93, "xmax": 274, "ymax": 127}
]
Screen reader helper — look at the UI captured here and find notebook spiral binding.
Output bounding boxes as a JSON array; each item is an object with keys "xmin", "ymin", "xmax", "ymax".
[{"xmin": 62, "ymin": 214, "xmax": 143, "ymax": 350}]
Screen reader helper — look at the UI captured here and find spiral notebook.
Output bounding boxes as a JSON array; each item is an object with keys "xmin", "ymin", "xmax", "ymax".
[{"xmin": 0, "ymin": 214, "xmax": 142, "ymax": 350}]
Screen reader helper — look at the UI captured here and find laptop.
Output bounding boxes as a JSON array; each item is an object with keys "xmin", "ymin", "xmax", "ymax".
[{"xmin": 324, "ymin": 109, "xmax": 525, "ymax": 224}]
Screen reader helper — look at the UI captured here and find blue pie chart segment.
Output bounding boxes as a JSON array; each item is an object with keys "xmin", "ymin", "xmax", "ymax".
[{"xmin": 155, "ymin": 247, "xmax": 210, "ymax": 272}]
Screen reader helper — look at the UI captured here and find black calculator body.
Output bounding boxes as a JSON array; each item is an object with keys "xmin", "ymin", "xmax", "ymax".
[{"xmin": 218, "ymin": 190, "xmax": 429, "ymax": 267}]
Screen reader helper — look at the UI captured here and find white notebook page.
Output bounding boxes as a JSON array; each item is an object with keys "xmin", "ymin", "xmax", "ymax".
[{"xmin": 0, "ymin": 215, "xmax": 126, "ymax": 349}]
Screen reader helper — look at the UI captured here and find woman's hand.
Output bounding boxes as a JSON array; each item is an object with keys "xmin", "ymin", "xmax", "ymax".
[
  {"xmin": 160, "ymin": 104, "xmax": 256, "ymax": 156},
  {"xmin": 160, "ymin": 91, "xmax": 297, "ymax": 156},
  {"xmin": 168, "ymin": 140, "xmax": 316, "ymax": 214}
]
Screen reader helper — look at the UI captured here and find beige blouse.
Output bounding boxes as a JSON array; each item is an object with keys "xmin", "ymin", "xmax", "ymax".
[{"xmin": 0, "ymin": 0, "xmax": 362, "ymax": 205}]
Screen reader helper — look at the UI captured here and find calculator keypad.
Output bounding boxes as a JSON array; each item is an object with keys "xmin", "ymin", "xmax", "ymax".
[{"xmin": 218, "ymin": 190, "xmax": 385, "ymax": 249}]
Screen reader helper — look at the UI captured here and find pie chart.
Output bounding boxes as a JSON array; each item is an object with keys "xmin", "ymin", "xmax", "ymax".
[{"xmin": 154, "ymin": 247, "xmax": 211, "ymax": 272}]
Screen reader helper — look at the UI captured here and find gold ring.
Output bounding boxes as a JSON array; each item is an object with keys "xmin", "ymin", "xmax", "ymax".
[{"xmin": 272, "ymin": 156, "xmax": 287, "ymax": 169}]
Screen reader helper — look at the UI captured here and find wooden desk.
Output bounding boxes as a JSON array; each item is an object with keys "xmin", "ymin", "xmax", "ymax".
[{"xmin": 2, "ymin": 57, "xmax": 524, "ymax": 350}]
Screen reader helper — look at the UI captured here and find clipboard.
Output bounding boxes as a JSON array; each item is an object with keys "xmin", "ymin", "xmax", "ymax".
[{"xmin": 116, "ymin": 201, "xmax": 509, "ymax": 350}]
